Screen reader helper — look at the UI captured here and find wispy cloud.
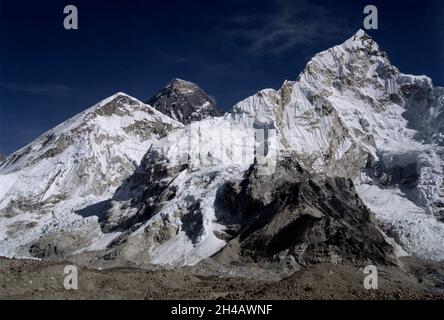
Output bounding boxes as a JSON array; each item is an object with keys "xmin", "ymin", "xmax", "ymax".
[
  {"xmin": 0, "ymin": 81, "xmax": 73, "ymax": 94},
  {"xmin": 221, "ymin": 0, "xmax": 352, "ymax": 56},
  {"xmin": 158, "ymin": 53, "xmax": 190, "ymax": 65}
]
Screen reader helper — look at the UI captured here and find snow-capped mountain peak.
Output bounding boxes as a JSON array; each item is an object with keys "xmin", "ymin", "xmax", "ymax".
[{"xmin": 0, "ymin": 92, "xmax": 182, "ymax": 257}]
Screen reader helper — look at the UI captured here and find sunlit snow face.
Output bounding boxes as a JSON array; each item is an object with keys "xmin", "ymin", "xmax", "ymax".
[{"xmin": 159, "ymin": 121, "xmax": 278, "ymax": 175}]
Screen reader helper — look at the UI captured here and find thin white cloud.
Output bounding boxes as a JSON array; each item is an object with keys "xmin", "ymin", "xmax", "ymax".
[
  {"xmin": 222, "ymin": 0, "xmax": 352, "ymax": 56},
  {"xmin": 0, "ymin": 81, "xmax": 73, "ymax": 94}
]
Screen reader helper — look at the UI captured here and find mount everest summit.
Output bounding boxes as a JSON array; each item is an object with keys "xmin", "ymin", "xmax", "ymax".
[
  {"xmin": 147, "ymin": 78, "xmax": 223, "ymax": 125},
  {"xmin": 0, "ymin": 30, "xmax": 443, "ymax": 269}
]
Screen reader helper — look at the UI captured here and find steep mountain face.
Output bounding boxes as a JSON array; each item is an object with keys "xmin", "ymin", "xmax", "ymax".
[
  {"xmin": 0, "ymin": 93, "xmax": 182, "ymax": 257},
  {"xmin": 227, "ymin": 30, "xmax": 444, "ymax": 260},
  {"xmin": 146, "ymin": 79, "xmax": 223, "ymax": 124},
  {"xmin": 0, "ymin": 155, "xmax": 5, "ymax": 163},
  {"xmin": 87, "ymin": 118, "xmax": 256, "ymax": 266},
  {"xmin": 399, "ymin": 75, "xmax": 444, "ymax": 145}
]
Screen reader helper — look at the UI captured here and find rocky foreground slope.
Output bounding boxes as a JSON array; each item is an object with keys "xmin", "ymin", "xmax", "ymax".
[
  {"xmin": 1, "ymin": 257, "xmax": 443, "ymax": 299},
  {"xmin": 0, "ymin": 30, "xmax": 443, "ymax": 273}
]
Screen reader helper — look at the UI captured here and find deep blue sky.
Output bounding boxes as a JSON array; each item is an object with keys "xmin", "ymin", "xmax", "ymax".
[{"xmin": 0, "ymin": 0, "xmax": 443, "ymax": 155}]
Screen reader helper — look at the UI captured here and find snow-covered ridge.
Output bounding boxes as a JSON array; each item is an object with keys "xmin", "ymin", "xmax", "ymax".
[{"xmin": 0, "ymin": 93, "xmax": 182, "ymax": 257}]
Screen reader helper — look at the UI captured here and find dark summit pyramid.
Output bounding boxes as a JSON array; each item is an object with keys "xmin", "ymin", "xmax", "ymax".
[{"xmin": 146, "ymin": 79, "xmax": 223, "ymax": 124}]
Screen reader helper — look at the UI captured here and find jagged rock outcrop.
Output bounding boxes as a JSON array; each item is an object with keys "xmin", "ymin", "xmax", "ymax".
[
  {"xmin": 213, "ymin": 158, "xmax": 397, "ymax": 267},
  {"xmin": 147, "ymin": 78, "xmax": 223, "ymax": 124}
]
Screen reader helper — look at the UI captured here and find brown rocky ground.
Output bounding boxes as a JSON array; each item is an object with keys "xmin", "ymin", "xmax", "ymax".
[{"xmin": 0, "ymin": 256, "xmax": 443, "ymax": 300}]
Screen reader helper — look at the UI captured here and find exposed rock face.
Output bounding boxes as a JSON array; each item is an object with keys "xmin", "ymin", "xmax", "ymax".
[
  {"xmin": 147, "ymin": 79, "xmax": 223, "ymax": 124},
  {"xmin": 214, "ymin": 158, "xmax": 397, "ymax": 267},
  {"xmin": 0, "ymin": 155, "xmax": 5, "ymax": 162}
]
